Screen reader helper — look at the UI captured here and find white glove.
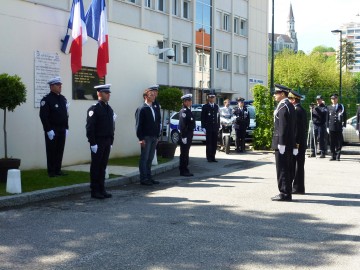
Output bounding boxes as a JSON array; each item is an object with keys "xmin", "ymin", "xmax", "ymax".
[
  {"xmin": 66, "ymin": 129, "xmax": 69, "ymax": 136},
  {"xmin": 47, "ymin": 130, "xmax": 55, "ymax": 140},
  {"xmin": 278, "ymin": 144, "xmax": 286, "ymax": 154},
  {"xmin": 182, "ymin": 138, "xmax": 187, "ymax": 144},
  {"xmin": 293, "ymin": 148, "xmax": 298, "ymax": 156},
  {"xmin": 356, "ymin": 130, "xmax": 359, "ymax": 136},
  {"xmin": 90, "ymin": 145, "xmax": 98, "ymax": 154},
  {"xmin": 202, "ymin": 128, "xmax": 206, "ymax": 134},
  {"xmin": 327, "ymin": 128, "xmax": 329, "ymax": 134}
]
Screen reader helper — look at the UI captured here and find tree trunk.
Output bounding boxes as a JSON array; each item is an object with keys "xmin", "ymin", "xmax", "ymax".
[{"xmin": 3, "ymin": 109, "xmax": 7, "ymax": 159}]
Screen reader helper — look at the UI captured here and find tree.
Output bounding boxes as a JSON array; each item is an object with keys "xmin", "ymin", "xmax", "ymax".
[
  {"xmin": 340, "ymin": 38, "xmax": 355, "ymax": 71},
  {"xmin": 311, "ymin": 45, "xmax": 335, "ymax": 53}
]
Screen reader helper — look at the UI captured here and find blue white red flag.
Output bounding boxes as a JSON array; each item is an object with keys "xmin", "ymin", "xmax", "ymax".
[
  {"xmin": 62, "ymin": 0, "xmax": 88, "ymax": 74},
  {"xmin": 85, "ymin": 0, "xmax": 109, "ymax": 78}
]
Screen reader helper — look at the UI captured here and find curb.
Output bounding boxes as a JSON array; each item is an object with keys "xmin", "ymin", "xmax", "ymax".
[{"xmin": 0, "ymin": 158, "xmax": 179, "ymax": 209}]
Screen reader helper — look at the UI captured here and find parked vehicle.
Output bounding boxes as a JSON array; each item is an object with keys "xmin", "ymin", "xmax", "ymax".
[{"xmin": 343, "ymin": 115, "xmax": 360, "ymax": 144}]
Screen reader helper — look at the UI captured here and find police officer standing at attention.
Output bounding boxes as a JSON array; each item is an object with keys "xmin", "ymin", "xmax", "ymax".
[
  {"xmin": 201, "ymin": 90, "xmax": 220, "ymax": 162},
  {"xmin": 86, "ymin": 84, "xmax": 115, "ymax": 199},
  {"xmin": 233, "ymin": 97, "xmax": 250, "ymax": 153},
  {"xmin": 271, "ymin": 84, "xmax": 296, "ymax": 202},
  {"xmin": 310, "ymin": 95, "xmax": 327, "ymax": 158},
  {"xmin": 288, "ymin": 90, "xmax": 307, "ymax": 194},
  {"xmin": 326, "ymin": 93, "xmax": 346, "ymax": 161},
  {"xmin": 39, "ymin": 76, "xmax": 69, "ymax": 178},
  {"xmin": 179, "ymin": 94, "xmax": 195, "ymax": 177}
]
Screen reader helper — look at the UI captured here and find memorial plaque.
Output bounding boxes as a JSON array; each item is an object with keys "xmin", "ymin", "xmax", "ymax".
[{"xmin": 72, "ymin": 67, "xmax": 105, "ymax": 100}]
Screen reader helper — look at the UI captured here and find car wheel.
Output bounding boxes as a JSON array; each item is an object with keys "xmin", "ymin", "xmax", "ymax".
[{"xmin": 171, "ymin": 130, "xmax": 180, "ymax": 144}]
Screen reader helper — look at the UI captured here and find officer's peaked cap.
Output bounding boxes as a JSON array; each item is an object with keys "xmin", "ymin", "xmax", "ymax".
[
  {"xmin": 316, "ymin": 95, "xmax": 323, "ymax": 100},
  {"xmin": 181, "ymin": 94, "xmax": 192, "ymax": 101},
  {"xmin": 274, "ymin": 84, "xmax": 291, "ymax": 93},
  {"xmin": 237, "ymin": 97, "xmax": 245, "ymax": 102},
  {"xmin": 148, "ymin": 84, "xmax": 159, "ymax": 91},
  {"xmin": 207, "ymin": 89, "xmax": 216, "ymax": 97},
  {"xmin": 288, "ymin": 90, "xmax": 302, "ymax": 100},
  {"xmin": 47, "ymin": 76, "xmax": 62, "ymax": 85},
  {"xmin": 94, "ymin": 84, "xmax": 111, "ymax": 93},
  {"xmin": 330, "ymin": 93, "xmax": 338, "ymax": 98}
]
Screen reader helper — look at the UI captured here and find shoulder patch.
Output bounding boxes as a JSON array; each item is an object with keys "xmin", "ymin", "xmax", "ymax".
[
  {"xmin": 40, "ymin": 101, "xmax": 46, "ymax": 107},
  {"xmin": 182, "ymin": 113, "xmax": 187, "ymax": 118},
  {"xmin": 88, "ymin": 111, "xmax": 94, "ymax": 117}
]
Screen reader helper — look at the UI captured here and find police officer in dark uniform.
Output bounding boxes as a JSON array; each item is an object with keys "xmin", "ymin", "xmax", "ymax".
[
  {"xmin": 271, "ymin": 84, "xmax": 296, "ymax": 201},
  {"xmin": 233, "ymin": 97, "xmax": 250, "ymax": 152},
  {"xmin": 39, "ymin": 76, "xmax": 69, "ymax": 178},
  {"xmin": 288, "ymin": 90, "xmax": 307, "ymax": 194},
  {"xmin": 86, "ymin": 84, "xmax": 115, "ymax": 199},
  {"xmin": 201, "ymin": 90, "xmax": 220, "ymax": 162},
  {"xmin": 179, "ymin": 94, "xmax": 195, "ymax": 177},
  {"xmin": 310, "ymin": 95, "xmax": 327, "ymax": 158},
  {"xmin": 326, "ymin": 93, "xmax": 346, "ymax": 161}
]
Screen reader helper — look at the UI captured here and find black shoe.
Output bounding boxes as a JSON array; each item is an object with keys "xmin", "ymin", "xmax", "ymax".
[
  {"xmin": 271, "ymin": 194, "xmax": 292, "ymax": 201},
  {"xmin": 56, "ymin": 171, "xmax": 68, "ymax": 176},
  {"xmin": 91, "ymin": 192, "xmax": 105, "ymax": 199},
  {"xmin": 151, "ymin": 180, "xmax": 160, "ymax": 184},
  {"xmin": 329, "ymin": 157, "xmax": 336, "ymax": 161},
  {"xmin": 212, "ymin": 159, "xmax": 218, "ymax": 162},
  {"xmin": 180, "ymin": 172, "xmax": 193, "ymax": 177},
  {"xmin": 102, "ymin": 191, "xmax": 112, "ymax": 198},
  {"xmin": 140, "ymin": 181, "xmax": 153, "ymax": 186},
  {"xmin": 319, "ymin": 153, "xmax": 325, "ymax": 158}
]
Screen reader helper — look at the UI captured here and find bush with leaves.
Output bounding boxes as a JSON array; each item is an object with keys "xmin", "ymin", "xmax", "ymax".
[
  {"xmin": 0, "ymin": 73, "xmax": 27, "ymax": 158},
  {"xmin": 252, "ymin": 84, "xmax": 274, "ymax": 150}
]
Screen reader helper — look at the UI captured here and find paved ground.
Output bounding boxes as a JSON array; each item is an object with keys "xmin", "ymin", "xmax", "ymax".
[{"xmin": 0, "ymin": 144, "xmax": 359, "ymax": 269}]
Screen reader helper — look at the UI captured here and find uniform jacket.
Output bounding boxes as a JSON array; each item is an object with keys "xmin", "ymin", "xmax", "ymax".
[
  {"xmin": 294, "ymin": 103, "xmax": 307, "ymax": 151},
  {"xmin": 271, "ymin": 98, "xmax": 296, "ymax": 150},
  {"xmin": 233, "ymin": 106, "xmax": 250, "ymax": 130},
  {"xmin": 179, "ymin": 106, "xmax": 195, "ymax": 139},
  {"xmin": 135, "ymin": 103, "xmax": 161, "ymax": 141},
  {"xmin": 86, "ymin": 101, "xmax": 115, "ymax": 146},
  {"xmin": 201, "ymin": 103, "xmax": 220, "ymax": 131},
  {"xmin": 153, "ymin": 99, "xmax": 162, "ymax": 137},
  {"xmin": 39, "ymin": 91, "xmax": 69, "ymax": 133},
  {"xmin": 326, "ymin": 103, "xmax": 347, "ymax": 132},
  {"xmin": 312, "ymin": 103, "xmax": 327, "ymax": 126}
]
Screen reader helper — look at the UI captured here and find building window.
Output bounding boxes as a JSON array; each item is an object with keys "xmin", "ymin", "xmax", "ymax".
[
  {"xmin": 223, "ymin": 53, "xmax": 229, "ymax": 70},
  {"xmin": 182, "ymin": 45, "xmax": 190, "ymax": 64},
  {"xmin": 223, "ymin": 14, "xmax": 230, "ymax": 31},
  {"xmin": 145, "ymin": 0, "xmax": 151, "ymax": 8},
  {"xmin": 216, "ymin": 52, "xmax": 221, "ymax": 69},
  {"xmin": 234, "ymin": 17, "xmax": 239, "ymax": 34},
  {"xmin": 173, "ymin": 0, "xmax": 178, "ymax": 15},
  {"xmin": 172, "ymin": 43, "xmax": 179, "ymax": 63},
  {"xmin": 240, "ymin": 19, "xmax": 247, "ymax": 36},
  {"xmin": 158, "ymin": 0, "xmax": 164, "ymax": 12},
  {"xmin": 199, "ymin": 54, "xmax": 207, "ymax": 71},
  {"xmin": 239, "ymin": 56, "xmax": 247, "ymax": 74},
  {"xmin": 216, "ymin": 11, "xmax": 221, "ymax": 29},
  {"xmin": 183, "ymin": 0, "xmax": 189, "ymax": 19},
  {"xmin": 234, "ymin": 55, "xmax": 239, "ymax": 73},
  {"xmin": 158, "ymin": 40, "xmax": 164, "ymax": 60}
]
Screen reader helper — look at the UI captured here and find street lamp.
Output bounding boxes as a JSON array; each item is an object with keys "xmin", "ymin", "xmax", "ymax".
[
  {"xmin": 270, "ymin": 0, "xmax": 275, "ymax": 95},
  {"xmin": 331, "ymin": 29, "xmax": 343, "ymax": 102}
]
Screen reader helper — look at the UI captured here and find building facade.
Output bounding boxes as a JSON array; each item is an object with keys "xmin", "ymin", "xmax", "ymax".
[
  {"xmin": 340, "ymin": 19, "xmax": 360, "ymax": 73},
  {"xmin": 268, "ymin": 3, "xmax": 297, "ymax": 54},
  {"xmin": 0, "ymin": 0, "xmax": 268, "ymax": 169}
]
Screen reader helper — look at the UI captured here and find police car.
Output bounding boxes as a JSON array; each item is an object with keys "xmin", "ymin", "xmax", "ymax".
[{"xmin": 168, "ymin": 108, "xmax": 206, "ymax": 144}]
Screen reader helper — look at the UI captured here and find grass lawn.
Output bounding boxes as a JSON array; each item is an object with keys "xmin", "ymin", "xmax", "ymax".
[{"xmin": 0, "ymin": 155, "xmax": 171, "ymax": 196}]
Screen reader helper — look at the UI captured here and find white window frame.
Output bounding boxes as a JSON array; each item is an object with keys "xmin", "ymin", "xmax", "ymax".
[
  {"xmin": 223, "ymin": 13, "xmax": 230, "ymax": 31},
  {"xmin": 157, "ymin": 0, "xmax": 165, "ymax": 12},
  {"xmin": 199, "ymin": 53, "xmax": 205, "ymax": 71},
  {"xmin": 234, "ymin": 17, "xmax": 239, "ymax": 35},
  {"xmin": 145, "ymin": 0, "xmax": 151, "ymax": 8},
  {"xmin": 216, "ymin": 11, "xmax": 221, "ymax": 30},
  {"xmin": 158, "ymin": 40, "xmax": 165, "ymax": 60},
  {"xmin": 172, "ymin": 43, "xmax": 179, "ymax": 63},
  {"xmin": 172, "ymin": 0, "xmax": 178, "ymax": 15},
  {"xmin": 216, "ymin": 51, "xmax": 222, "ymax": 70},
  {"xmin": 182, "ymin": 45, "xmax": 190, "ymax": 64},
  {"xmin": 223, "ymin": 53, "xmax": 229, "ymax": 70},
  {"xmin": 240, "ymin": 19, "xmax": 247, "ymax": 36},
  {"xmin": 183, "ymin": 0, "xmax": 190, "ymax": 19}
]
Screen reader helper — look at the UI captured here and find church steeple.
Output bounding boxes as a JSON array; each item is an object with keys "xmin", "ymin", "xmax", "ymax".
[{"xmin": 287, "ymin": 3, "xmax": 298, "ymax": 52}]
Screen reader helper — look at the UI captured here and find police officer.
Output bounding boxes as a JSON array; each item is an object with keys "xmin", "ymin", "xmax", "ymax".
[
  {"xmin": 179, "ymin": 94, "xmax": 195, "ymax": 177},
  {"xmin": 86, "ymin": 84, "xmax": 115, "ymax": 199},
  {"xmin": 310, "ymin": 95, "xmax": 327, "ymax": 158},
  {"xmin": 288, "ymin": 90, "xmax": 307, "ymax": 194},
  {"xmin": 201, "ymin": 90, "xmax": 220, "ymax": 162},
  {"xmin": 271, "ymin": 84, "xmax": 296, "ymax": 201},
  {"xmin": 233, "ymin": 97, "xmax": 250, "ymax": 152},
  {"xmin": 326, "ymin": 93, "xmax": 346, "ymax": 161},
  {"xmin": 39, "ymin": 76, "xmax": 69, "ymax": 178}
]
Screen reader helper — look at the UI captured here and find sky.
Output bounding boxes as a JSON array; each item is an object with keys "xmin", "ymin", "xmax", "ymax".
[{"xmin": 269, "ymin": 0, "xmax": 360, "ymax": 53}]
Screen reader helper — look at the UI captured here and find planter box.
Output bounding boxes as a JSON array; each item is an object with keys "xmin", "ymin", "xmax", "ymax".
[
  {"xmin": 0, "ymin": 158, "xmax": 21, "ymax": 183},
  {"xmin": 157, "ymin": 141, "xmax": 177, "ymax": 159}
]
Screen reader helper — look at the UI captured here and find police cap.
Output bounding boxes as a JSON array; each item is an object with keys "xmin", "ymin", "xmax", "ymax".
[
  {"xmin": 274, "ymin": 84, "xmax": 291, "ymax": 93},
  {"xmin": 148, "ymin": 84, "xmax": 159, "ymax": 91},
  {"xmin": 94, "ymin": 84, "xmax": 111, "ymax": 93},
  {"xmin": 237, "ymin": 97, "xmax": 245, "ymax": 102},
  {"xmin": 288, "ymin": 90, "xmax": 302, "ymax": 100},
  {"xmin": 316, "ymin": 95, "xmax": 323, "ymax": 100},
  {"xmin": 47, "ymin": 76, "xmax": 62, "ymax": 85},
  {"xmin": 330, "ymin": 93, "xmax": 338, "ymax": 99},
  {"xmin": 181, "ymin": 94, "xmax": 192, "ymax": 101},
  {"xmin": 207, "ymin": 89, "xmax": 216, "ymax": 97}
]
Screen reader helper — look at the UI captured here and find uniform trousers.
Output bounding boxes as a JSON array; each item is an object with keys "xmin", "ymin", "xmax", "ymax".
[
  {"xmin": 235, "ymin": 128, "xmax": 247, "ymax": 151},
  {"xmin": 205, "ymin": 129, "xmax": 218, "ymax": 161},
  {"xmin": 291, "ymin": 149, "xmax": 306, "ymax": 193},
  {"xmin": 275, "ymin": 148, "xmax": 293, "ymax": 195},
  {"xmin": 311, "ymin": 124, "xmax": 326, "ymax": 154},
  {"xmin": 139, "ymin": 136, "xmax": 157, "ymax": 182},
  {"xmin": 90, "ymin": 137, "xmax": 111, "ymax": 194},
  {"xmin": 44, "ymin": 131, "xmax": 66, "ymax": 176},
  {"xmin": 329, "ymin": 130, "xmax": 343, "ymax": 158},
  {"xmin": 179, "ymin": 136, "xmax": 193, "ymax": 173}
]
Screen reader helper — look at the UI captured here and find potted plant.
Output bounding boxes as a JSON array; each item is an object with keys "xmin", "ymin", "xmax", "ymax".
[
  {"xmin": 156, "ymin": 86, "xmax": 183, "ymax": 158},
  {"xmin": 0, "ymin": 73, "xmax": 27, "ymax": 182}
]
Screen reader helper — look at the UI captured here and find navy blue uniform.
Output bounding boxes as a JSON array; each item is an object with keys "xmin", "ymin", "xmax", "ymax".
[
  {"xmin": 201, "ymin": 103, "xmax": 220, "ymax": 161},
  {"xmin": 311, "ymin": 103, "xmax": 328, "ymax": 155},
  {"xmin": 39, "ymin": 92, "xmax": 69, "ymax": 177},
  {"xmin": 179, "ymin": 106, "xmax": 195, "ymax": 174},
  {"xmin": 233, "ymin": 106, "xmax": 250, "ymax": 152},
  {"xmin": 86, "ymin": 101, "xmax": 115, "ymax": 195},
  {"xmin": 326, "ymin": 103, "xmax": 346, "ymax": 160}
]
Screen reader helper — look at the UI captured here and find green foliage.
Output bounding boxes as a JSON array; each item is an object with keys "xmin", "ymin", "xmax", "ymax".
[
  {"xmin": 157, "ymin": 86, "xmax": 183, "ymax": 112},
  {"xmin": 252, "ymin": 85, "xmax": 274, "ymax": 150},
  {"xmin": 0, "ymin": 73, "xmax": 27, "ymax": 111},
  {"xmin": 311, "ymin": 45, "xmax": 335, "ymax": 53}
]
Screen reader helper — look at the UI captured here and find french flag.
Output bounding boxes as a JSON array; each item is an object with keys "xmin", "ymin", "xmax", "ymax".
[
  {"xmin": 85, "ymin": 0, "xmax": 109, "ymax": 78},
  {"xmin": 62, "ymin": 0, "xmax": 88, "ymax": 74}
]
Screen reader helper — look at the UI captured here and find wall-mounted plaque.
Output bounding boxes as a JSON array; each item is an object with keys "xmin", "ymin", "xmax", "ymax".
[{"xmin": 72, "ymin": 67, "xmax": 105, "ymax": 100}]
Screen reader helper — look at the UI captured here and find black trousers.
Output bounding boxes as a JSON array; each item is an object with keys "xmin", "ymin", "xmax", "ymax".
[
  {"xmin": 44, "ymin": 132, "xmax": 66, "ymax": 176},
  {"xmin": 275, "ymin": 148, "xmax": 293, "ymax": 195},
  {"xmin": 90, "ymin": 137, "xmax": 111, "ymax": 194},
  {"xmin": 329, "ymin": 130, "xmax": 343, "ymax": 157},
  {"xmin": 205, "ymin": 129, "xmax": 218, "ymax": 161},
  {"xmin": 235, "ymin": 128, "xmax": 246, "ymax": 151},
  {"xmin": 179, "ymin": 136, "xmax": 193, "ymax": 173},
  {"xmin": 311, "ymin": 124, "xmax": 326, "ymax": 153},
  {"xmin": 291, "ymin": 149, "xmax": 305, "ymax": 193}
]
